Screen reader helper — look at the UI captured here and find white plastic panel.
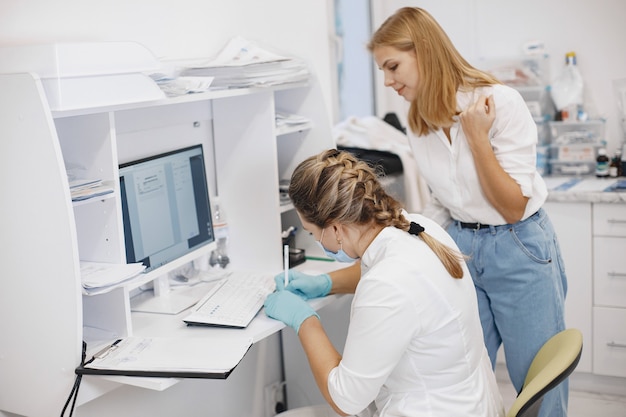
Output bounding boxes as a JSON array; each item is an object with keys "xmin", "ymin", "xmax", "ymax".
[{"xmin": 0, "ymin": 73, "xmax": 83, "ymax": 416}]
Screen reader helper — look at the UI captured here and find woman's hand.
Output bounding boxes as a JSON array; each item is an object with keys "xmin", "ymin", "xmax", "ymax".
[
  {"xmin": 274, "ymin": 269, "xmax": 332, "ymax": 299},
  {"xmin": 459, "ymin": 94, "xmax": 495, "ymax": 150},
  {"xmin": 264, "ymin": 290, "xmax": 319, "ymax": 334}
]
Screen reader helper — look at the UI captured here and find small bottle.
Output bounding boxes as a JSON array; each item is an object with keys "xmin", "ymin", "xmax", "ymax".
[
  {"xmin": 609, "ymin": 150, "xmax": 623, "ymax": 178},
  {"xmin": 210, "ymin": 198, "xmax": 230, "ymax": 268},
  {"xmin": 596, "ymin": 148, "xmax": 610, "ymax": 178}
]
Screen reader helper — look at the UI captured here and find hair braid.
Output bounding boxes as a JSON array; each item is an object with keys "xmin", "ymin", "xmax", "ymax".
[{"xmin": 290, "ymin": 149, "xmax": 465, "ymax": 278}]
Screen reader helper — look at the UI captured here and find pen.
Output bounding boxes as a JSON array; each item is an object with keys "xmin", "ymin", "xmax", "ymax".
[{"xmin": 283, "ymin": 244, "xmax": 289, "ymax": 287}]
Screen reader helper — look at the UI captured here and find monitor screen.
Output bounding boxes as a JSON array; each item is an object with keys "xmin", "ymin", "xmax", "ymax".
[{"xmin": 119, "ymin": 144, "xmax": 214, "ymax": 272}]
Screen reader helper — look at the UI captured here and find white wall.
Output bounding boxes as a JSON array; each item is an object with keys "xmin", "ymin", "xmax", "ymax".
[
  {"xmin": 0, "ymin": 0, "xmax": 338, "ymax": 124},
  {"xmin": 370, "ymin": 0, "xmax": 626, "ymax": 154}
]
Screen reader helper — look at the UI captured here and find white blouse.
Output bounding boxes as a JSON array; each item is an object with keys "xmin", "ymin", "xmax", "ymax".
[
  {"xmin": 407, "ymin": 84, "xmax": 547, "ymax": 226},
  {"xmin": 327, "ymin": 213, "xmax": 504, "ymax": 417}
]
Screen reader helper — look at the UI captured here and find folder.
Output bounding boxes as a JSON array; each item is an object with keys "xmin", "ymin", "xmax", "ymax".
[{"xmin": 76, "ymin": 336, "xmax": 253, "ymax": 379}]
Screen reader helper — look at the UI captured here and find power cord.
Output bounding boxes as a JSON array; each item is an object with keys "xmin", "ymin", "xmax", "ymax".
[{"xmin": 60, "ymin": 341, "xmax": 86, "ymax": 417}]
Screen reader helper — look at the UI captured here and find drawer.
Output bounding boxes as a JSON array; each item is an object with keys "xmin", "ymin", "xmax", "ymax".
[
  {"xmin": 594, "ymin": 237, "xmax": 626, "ymax": 308},
  {"xmin": 593, "ymin": 307, "xmax": 626, "ymax": 378},
  {"xmin": 593, "ymin": 203, "xmax": 626, "ymax": 237}
]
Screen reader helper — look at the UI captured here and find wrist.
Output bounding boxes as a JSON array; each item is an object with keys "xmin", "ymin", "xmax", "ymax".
[
  {"xmin": 296, "ymin": 312, "xmax": 320, "ymax": 335},
  {"xmin": 320, "ymin": 273, "xmax": 332, "ymax": 296}
]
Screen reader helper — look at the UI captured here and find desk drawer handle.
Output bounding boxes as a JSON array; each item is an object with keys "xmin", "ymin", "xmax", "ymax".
[
  {"xmin": 607, "ymin": 219, "xmax": 626, "ymax": 224},
  {"xmin": 607, "ymin": 342, "xmax": 626, "ymax": 349},
  {"xmin": 608, "ymin": 272, "xmax": 626, "ymax": 278}
]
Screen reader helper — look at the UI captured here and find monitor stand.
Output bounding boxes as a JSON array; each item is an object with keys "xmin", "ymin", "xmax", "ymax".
[
  {"xmin": 130, "ymin": 289, "xmax": 202, "ymax": 315},
  {"xmin": 130, "ymin": 275, "xmax": 207, "ymax": 314}
]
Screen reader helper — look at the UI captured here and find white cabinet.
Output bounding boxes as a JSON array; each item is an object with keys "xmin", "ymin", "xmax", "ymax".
[
  {"xmin": 543, "ymin": 201, "xmax": 593, "ymax": 372},
  {"xmin": 0, "ymin": 73, "xmax": 333, "ymax": 417},
  {"xmin": 592, "ymin": 203, "xmax": 626, "ymax": 378},
  {"xmin": 545, "ymin": 200, "xmax": 626, "ymax": 379}
]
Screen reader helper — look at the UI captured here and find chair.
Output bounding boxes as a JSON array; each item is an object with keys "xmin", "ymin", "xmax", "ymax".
[
  {"xmin": 277, "ymin": 329, "xmax": 583, "ymax": 417},
  {"xmin": 507, "ymin": 328, "xmax": 583, "ymax": 417}
]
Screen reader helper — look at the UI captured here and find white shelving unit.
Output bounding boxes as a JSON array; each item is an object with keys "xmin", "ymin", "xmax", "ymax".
[{"xmin": 0, "ymin": 72, "xmax": 333, "ymax": 417}]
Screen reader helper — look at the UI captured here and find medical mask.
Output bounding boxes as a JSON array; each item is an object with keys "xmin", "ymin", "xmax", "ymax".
[{"xmin": 317, "ymin": 228, "xmax": 359, "ymax": 263}]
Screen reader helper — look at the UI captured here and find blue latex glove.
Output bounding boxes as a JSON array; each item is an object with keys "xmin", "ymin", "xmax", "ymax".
[
  {"xmin": 274, "ymin": 269, "xmax": 332, "ymax": 300},
  {"xmin": 264, "ymin": 290, "xmax": 319, "ymax": 334}
]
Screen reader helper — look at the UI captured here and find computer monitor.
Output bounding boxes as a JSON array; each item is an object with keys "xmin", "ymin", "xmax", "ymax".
[{"xmin": 119, "ymin": 144, "xmax": 214, "ymax": 272}]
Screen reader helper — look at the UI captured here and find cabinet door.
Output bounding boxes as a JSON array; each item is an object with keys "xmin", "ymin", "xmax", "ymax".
[
  {"xmin": 593, "ymin": 306, "xmax": 626, "ymax": 378},
  {"xmin": 594, "ymin": 237, "xmax": 626, "ymax": 308},
  {"xmin": 543, "ymin": 201, "xmax": 593, "ymax": 372},
  {"xmin": 593, "ymin": 203, "xmax": 626, "ymax": 237}
]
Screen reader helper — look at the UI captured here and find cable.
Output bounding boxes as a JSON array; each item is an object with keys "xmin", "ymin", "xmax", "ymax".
[{"xmin": 60, "ymin": 341, "xmax": 86, "ymax": 417}]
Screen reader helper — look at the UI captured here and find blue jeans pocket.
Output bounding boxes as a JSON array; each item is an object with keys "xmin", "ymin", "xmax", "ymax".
[{"xmin": 507, "ymin": 219, "xmax": 552, "ymax": 264}]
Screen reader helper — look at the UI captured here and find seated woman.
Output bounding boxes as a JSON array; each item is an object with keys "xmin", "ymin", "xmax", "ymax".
[{"xmin": 264, "ymin": 149, "xmax": 504, "ymax": 417}]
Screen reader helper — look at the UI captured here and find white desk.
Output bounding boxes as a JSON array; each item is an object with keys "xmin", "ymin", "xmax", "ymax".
[{"xmin": 82, "ymin": 259, "xmax": 345, "ymax": 391}]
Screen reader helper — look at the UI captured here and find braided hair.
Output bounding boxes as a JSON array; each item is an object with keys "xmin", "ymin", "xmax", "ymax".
[{"xmin": 289, "ymin": 149, "xmax": 465, "ymax": 278}]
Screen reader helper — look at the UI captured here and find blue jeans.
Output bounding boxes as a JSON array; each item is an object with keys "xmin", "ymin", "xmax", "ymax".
[{"xmin": 447, "ymin": 208, "xmax": 568, "ymax": 417}]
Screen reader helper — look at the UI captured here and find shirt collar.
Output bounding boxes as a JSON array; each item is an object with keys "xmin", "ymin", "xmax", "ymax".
[{"xmin": 361, "ymin": 226, "xmax": 403, "ymax": 271}]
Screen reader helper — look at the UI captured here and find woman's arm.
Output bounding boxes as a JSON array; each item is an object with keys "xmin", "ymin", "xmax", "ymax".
[
  {"xmin": 298, "ymin": 317, "xmax": 349, "ymax": 416},
  {"xmin": 461, "ymin": 94, "xmax": 529, "ymax": 223},
  {"xmin": 328, "ymin": 262, "xmax": 361, "ymax": 294}
]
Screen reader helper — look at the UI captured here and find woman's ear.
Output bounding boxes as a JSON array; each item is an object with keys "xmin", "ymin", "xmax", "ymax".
[{"xmin": 331, "ymin": 223, "xmax": 343, "ymax": 244}]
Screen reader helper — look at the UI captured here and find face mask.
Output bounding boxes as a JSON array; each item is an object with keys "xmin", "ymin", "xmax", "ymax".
[{"xmin": 317, "ymin": 228, "xmax": 359, "ymax": 263}]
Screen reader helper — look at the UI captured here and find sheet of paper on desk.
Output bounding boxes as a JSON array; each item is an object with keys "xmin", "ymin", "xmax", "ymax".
[
  {"xmin": 80, "ymin": 261, "xmax": 146, "ymax": 293},
  {"xmin": 84, "ymin": 336, "xmax": 253, "ymax": 375}
]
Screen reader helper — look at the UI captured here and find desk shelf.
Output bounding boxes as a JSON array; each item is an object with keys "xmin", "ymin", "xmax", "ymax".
[{"xmin": 0, "ymin": 73, "xmax": 333, "ymax": 416}]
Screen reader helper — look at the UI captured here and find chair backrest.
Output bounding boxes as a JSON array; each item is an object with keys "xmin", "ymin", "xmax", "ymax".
[{"xmin": 506, "ymin": 328, "xmax": 583, "ymax": 417}]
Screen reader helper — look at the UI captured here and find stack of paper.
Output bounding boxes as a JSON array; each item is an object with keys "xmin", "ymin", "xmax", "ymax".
[
  {"xmin": 81, "ymin": 261, "xmax": 146, "ymax": 295},
  {"xmin": 180, "ymin": 37, "xmax": 309, "ymax": 89},
  {"xmin": 275, "ymin": 111, "xmax": 311, "ymax": 130},
  {"xmin": 69, "ymin": 179, "xmax": 114, "ymax": 202},
  {"xmin": 151, "ymin": 74, "xmax": 215, "ymax": 97}
]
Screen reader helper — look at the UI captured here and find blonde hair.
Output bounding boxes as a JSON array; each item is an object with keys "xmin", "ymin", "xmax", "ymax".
[
  {"xmin": 367, "ymin": 7, "xmax": 501, "ymax": 136},
  {"xmin": 289, "ymin": 149, "xmax": 465, "ymax": 278}
]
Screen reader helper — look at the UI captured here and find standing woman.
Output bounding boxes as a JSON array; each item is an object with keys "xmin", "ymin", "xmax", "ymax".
[
  {"xmin": 265, "ymin": 149, "xmax": 504, "ymax": 416},
  {"xmin": 367, "ymin": 7, "xmax": 568, "ymax": 417}
]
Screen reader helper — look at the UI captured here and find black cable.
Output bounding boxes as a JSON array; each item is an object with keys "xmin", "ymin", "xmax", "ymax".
[{"xmin": 61, "ymin": 341, "xmax": 86, "ymax": 417}]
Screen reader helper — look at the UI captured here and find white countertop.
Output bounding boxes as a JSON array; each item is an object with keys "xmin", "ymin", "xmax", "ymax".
[{"xmin": 545, "ymin": 176, "xmax": 626, "ymax": 203}]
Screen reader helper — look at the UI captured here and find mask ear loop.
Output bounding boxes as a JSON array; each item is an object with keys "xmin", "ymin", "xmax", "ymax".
[{"xmin": 318, "ymin": 228, "xmax": 326, "ymax": 246}]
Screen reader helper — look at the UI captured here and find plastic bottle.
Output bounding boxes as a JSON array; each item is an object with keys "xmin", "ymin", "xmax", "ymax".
[
  {"xmin": 596, "ymin": 148, "xmax": 610, "ymax": 178},
  {"xmin": 210, "ymin": 198, "xmax": 230, "ymax": 268},
  {"xmin": 609, "ymin": 150, "xmax": 623, "ymax": 178},
  {"xmin": 551, "ymin": 52, "xmax": 584, "ymax": 121}
]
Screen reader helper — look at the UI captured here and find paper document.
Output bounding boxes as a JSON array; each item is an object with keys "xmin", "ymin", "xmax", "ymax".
[
  {"xmin": 180, "ymin": 37, "xmax": 309, "ymax": 89},
  {"xmin": 78, "ymin": 336, "xmax": 253, "ymax": 378},
  {"xmin": 69, "ymin": 179, "xmax": 114, "ymax": 201},
  {"xmin": 151, "ymin": 75, "xmax": 215, "ymax": 97},
  {"xmin": 275, "ymin": 111, "xmax": 310, "ymax": 129},
  {"xmin": 188, "ymin": 36, "xmax": 288, "ymax": 68},
  {"xmin": 81, "ymin": 261, "xmax": 146, "ymax": 295}
]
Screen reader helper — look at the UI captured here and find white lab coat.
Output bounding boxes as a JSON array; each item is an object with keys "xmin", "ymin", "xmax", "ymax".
[{"xmin": 327, "ymin": 213, "xmax": 504, "ymax": 417}]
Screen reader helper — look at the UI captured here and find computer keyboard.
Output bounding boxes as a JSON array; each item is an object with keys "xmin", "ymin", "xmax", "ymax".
[{"xmin": 183, "ymin": 272, "xmax": 276, "ymax": 328}]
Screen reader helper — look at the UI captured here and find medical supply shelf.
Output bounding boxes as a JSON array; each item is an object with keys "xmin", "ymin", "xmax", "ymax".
[{"xmin": 0, "ymin": 72, "xmax": 334, "ymax": 417}]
